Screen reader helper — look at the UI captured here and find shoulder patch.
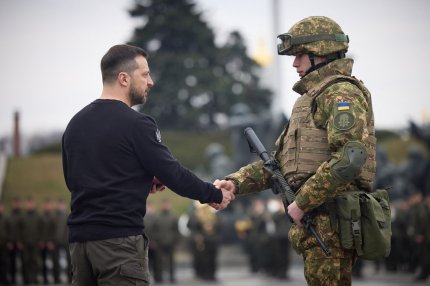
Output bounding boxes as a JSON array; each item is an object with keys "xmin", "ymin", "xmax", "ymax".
[
  {"xmin": 333, "ymin": 111, "xmax": 356, "ymax": 131},
  {"xmin": 155, "ymin": 129, "xmax": 162, "ymax": 143}
]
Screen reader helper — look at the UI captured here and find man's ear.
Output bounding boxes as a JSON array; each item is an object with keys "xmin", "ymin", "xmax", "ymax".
[{"xmin": 118, "ymin": 72, "xmax": 129, "ymax": 87}]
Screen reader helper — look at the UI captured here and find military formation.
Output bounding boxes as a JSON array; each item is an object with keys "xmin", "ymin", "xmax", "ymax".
[
  {"xmin": 1, "ymin": 140, "xmax": 429, "ymax": 285},
  {"xmin": 1, "ymin": 13, "xmax": 430, "ymax": 284},
  {"xmin": 375, "ymin": 143, "xmax": 430, "ymax": 282},
  {"xmin": 0, "ymin": 196, "xmax": 70, "ymax": 285},
  {"xmin": 233, "ymin": 197, "xmax": 292, "ymax": 279},
  {"xmin": 144, "ymin": 196, "xmax": 293, "ymax": 284}
]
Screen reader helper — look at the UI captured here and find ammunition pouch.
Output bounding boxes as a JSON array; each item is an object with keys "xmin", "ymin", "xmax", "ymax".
[{"xmin": 335, "ymin": 189, "xmax": 391, "ymax": 260}]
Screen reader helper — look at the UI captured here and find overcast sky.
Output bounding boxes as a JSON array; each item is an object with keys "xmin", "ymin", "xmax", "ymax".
[{"xmin": 1, "ymin": 0, "xmax": 429, "ymax": 138}]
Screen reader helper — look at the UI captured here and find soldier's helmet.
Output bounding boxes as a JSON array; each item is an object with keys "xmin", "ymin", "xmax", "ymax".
[{"xmin": 277, "ymin": 16, "xmax": 349, "ymax": 57}]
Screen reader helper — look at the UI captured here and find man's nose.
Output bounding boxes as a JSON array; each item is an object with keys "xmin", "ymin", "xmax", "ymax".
[{"xmin": 148, "ymin": 75, "xmax": 154, "ymax": 87}]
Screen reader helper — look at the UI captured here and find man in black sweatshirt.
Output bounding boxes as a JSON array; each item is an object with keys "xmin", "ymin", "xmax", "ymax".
[{"xmin": 62, "ymin": 44, "xmax": 234, "ymax": 286}]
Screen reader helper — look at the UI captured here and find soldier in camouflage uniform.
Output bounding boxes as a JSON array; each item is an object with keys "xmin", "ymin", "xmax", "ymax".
[
  {"xmin": 0, "ymin": 202, "xmax": 11, "ymax": 284},
  {"xmin": 215, "ymin": 16, "xmax": 376, "ymax": 285},
  {"xmin": 22, "ymin": 196, "xmax": 44, "ymax": 284},
  {"xmin": 187, "ymin": 202, "xmax": 220, "ymax": 281},
  {"xmin": 55, "ymin": 198, "xmax": 71, "ymax": 283},
  {"xmin": 151, "ymin": 199, "xmax": 180, "ymax": 283},
  {"xmin": 410, "ymin": 191, "xmax": 430, "ymax": 281},
  {"xmin": 41, "ymin": 198, "xmax": 58, "ymax": 284},
  {"xmin": 8, "ymin": 196, "xmax": 25, "ymax": 284}
]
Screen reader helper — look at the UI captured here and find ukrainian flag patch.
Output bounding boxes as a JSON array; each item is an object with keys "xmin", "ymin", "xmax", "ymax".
[{"xmin": 337, "ymin": 102, "xmax": 350, "ymax": 111}]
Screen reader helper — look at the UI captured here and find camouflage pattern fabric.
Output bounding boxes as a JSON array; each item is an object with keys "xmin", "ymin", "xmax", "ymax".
[
  {"xmin": 292, "ymin": 58, "xmax": 373, "ymax": 213},
  {"xmin": 225, "ymin": 159, "xmax": 271, "ymax": 196},
  {"xmin": 303, "ymin": 246, "xmax": 355, "ymax": 285},
  {"xmin": 226, "ymin": 58, "xmax": 373, "ymax": 208},
  {"xmin": 225, "ymin": 57, "xmax": 373, "ymax": 285},
  {"xmin": 283, "ymin": 16, "xmax": 348, "ymax": 57}
]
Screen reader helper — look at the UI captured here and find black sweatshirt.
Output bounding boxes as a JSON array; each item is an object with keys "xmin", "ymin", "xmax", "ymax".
[{"xmin": 62, "ymin": 99, "xmax": 222, "ymax": 242}]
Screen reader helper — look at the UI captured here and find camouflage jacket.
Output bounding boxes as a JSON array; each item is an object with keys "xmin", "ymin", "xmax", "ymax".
[{"xmin": 226, "ymin": 58, "xmax": 376, "ymax": 254}]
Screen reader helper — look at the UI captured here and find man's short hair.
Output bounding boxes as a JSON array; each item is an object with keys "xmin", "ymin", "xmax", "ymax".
[{"xmin": 100, "ymin": 44, "xmax": 148, "ymax": 83}]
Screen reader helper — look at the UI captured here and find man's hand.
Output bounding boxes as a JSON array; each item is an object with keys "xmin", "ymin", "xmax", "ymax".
[
  {"xmin": 213, "ymin": 179, "xmax": 236, "ymax": 194},
  {"xmin": 287, "ymin": 201, "xmax": 304, "ymax": 226},
  {"xmin": 209, "ymin": 179, "xmax": 236, "ymax": 210},
  {"xmin": 150, "ymin": 177, "xmax": 166, "ymax": 194}
]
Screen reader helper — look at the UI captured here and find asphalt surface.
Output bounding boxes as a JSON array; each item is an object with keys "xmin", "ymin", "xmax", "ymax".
[
  {"xmin": 10, "ymin": 244, "xmax": 429, "ymax": 285},
  {"xmin": 151, "ymin": 265, "xmax": 429, "ymax": 286},
  {"xmin": 150, "ymin": 245, "xmax": 430, "ymax": 286}
]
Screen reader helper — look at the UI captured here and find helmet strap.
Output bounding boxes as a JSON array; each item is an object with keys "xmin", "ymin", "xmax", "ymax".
[
  {"xmin": 304, "ymin": 53, "xmax": 319, "ymax": 76},
  {"xmin": 325, "ymin": 52, "xmax": 346, "ymax": 61},
  {"xmin": 304, "ymin": 52, "xmax": 346, "ymax": 76},
  {"xmin": 308, "ymin": 53, "xmax": 316, "ymax": 67}
]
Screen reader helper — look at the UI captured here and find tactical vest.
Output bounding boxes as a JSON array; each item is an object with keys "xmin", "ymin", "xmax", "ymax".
[{"xmin": 276, "ymin": 75, "xmax": 376, "ymax": 192}]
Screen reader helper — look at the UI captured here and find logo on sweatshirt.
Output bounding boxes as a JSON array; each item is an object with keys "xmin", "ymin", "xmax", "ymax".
[{"xmin": 155, "ymin": 129, "xmax": 162, "ymax": 143}]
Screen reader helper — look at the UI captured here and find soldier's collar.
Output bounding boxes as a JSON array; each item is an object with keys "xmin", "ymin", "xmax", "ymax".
[{"xmin": 293, "ymin": 58, "xmax": 354, "ymax": 95}]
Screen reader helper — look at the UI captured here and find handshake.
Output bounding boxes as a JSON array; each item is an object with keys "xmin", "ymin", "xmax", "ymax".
[
  {"xmin": 209, "ymin": 179, "xmax": 237, "ymax": 211},
  {"xmin": 150, "ymin": 177, "xmax": 237, "ymax": 211}
]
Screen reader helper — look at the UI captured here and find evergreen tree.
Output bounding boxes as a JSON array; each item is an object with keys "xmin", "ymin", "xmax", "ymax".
[{"xmin": 127, "ymin": 0, "xmax": 272, "ymax": 130}]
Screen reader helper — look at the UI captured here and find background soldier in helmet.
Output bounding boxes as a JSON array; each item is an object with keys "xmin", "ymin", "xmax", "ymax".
[
  {"xmin": 22, "ymin": 196, "xmax": 43, "ymax": 284},
  {"xmin": 187, "ymin": 202, "xmax": 220, "ymax": 281},
  {"xmin": 215, "ymin": 16, "xmax": 376, "ymax": 285},
  {"xmin": 0, "ymin": 202, "xmax": 11, "ymax": 284},
  {"xmin": 151, "ymin": 199, "xmax": 180, "ymax": 283},
  {"xmin": 8, "ymin": 196, "xmax": 24, "ymax": 284}
]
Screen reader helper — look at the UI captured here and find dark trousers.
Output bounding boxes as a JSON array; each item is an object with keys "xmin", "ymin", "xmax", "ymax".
[
  {"xmin": 156, "ymin": 245, "xmax": 176, "ymax": 282},
  {"xmin": 22, "ymin": 244, "xmax": 40, "ymax": 284},
  {"xmin": 0, "ymin": 246, "xmax": 10, "ymax": 284},
  {"xmin": 69, "ymin": 234, "xmax": 150, "ymax": 286}
]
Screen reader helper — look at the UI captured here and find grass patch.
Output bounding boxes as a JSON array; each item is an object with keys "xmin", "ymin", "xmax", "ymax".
[
  {"xmin": 2, "ymin": 154, "xmax": 69, "ymax": 211},
  {"xmin": 1, "ymin": 130, "xmax": 231, "ymax": 214}
]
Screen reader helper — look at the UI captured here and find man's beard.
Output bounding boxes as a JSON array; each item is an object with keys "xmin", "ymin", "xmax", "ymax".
[{"xmin": 129, "ymin": 82, "xmax": 146, "ymax": 106}]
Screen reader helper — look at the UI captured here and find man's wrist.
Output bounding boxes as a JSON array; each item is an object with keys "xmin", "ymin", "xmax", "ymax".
[{"xmin": 226, "ymin": 178, "xmax": 239, "ymax": 195}]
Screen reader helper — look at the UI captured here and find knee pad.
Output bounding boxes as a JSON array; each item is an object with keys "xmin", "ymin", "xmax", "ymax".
[{"xmin": 330, "ymin": 141, "xmax": 367, "ymax": 182}]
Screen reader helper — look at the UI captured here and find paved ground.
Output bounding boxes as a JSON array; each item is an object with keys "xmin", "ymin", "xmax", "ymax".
[
  {"xmin": 150, "ymin": 245, "xmax": 429, "ymax": 286},
  {"xmin": 151, "ymin": 264, "xmax": 429, "ymax": 286},
  {"xmin": 12, "ymin": 244, "xmax": 429, "ymax": 285}
]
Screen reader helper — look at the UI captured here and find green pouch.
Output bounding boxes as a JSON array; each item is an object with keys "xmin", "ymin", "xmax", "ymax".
[
  {"xmin": 335, "ymin": 191, "xmax": 362, "ymax": 251},
  {"xmin": 335, "ymin": 189, "xmax": 391, "ymax": 260},
  {"xmin": 360, "ymin": 189, "xmax": 391, "ymax": 259}
]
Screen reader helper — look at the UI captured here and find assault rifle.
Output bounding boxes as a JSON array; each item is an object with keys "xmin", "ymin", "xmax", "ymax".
[{"xmin": 244, "ymin": 127, "xmax": 331, "ymax": 256}]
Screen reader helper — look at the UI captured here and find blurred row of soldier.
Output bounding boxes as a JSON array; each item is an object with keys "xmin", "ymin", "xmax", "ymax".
[
  {"xmin": 352, "ymin": 143, "xmax": 430, "ymax": 282},
  {"xmin": 234, "ymin": 197, "xmax": 291, "ymax": 279},
  {"xmin": 206, "ymin": 133, "xmax": 430, "ymax": 282},
  {"xmin": 144, "ymin": 196, "xmax": 292, "ymax": 284},
  {"xmin": 145, "ymin": 198, "xmax": 222, "ymax": 283},
  {"xmin": 0, "ymin": 196, "xmax": 70, "ymax": 285},
  {"xmin": 2, "ymin": 131, "xmax": 429, "ymax": 284}
]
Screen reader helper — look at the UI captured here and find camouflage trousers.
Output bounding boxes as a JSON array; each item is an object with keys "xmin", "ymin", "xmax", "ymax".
[
  {"xmin": 289, "ymin": 214, "xmax": 356, "ymax": 285},
  {"xmin": 303, "ymin": 246, "xmax": 355, "ymax": 286}
]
